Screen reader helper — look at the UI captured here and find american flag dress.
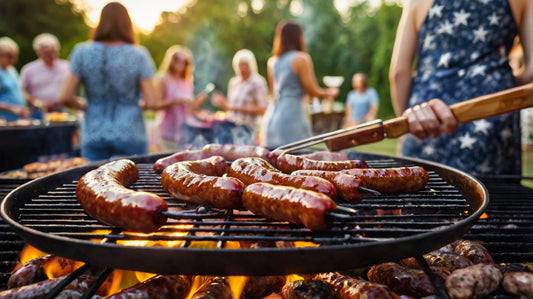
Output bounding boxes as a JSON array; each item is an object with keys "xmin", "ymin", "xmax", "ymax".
[{"xmin": 400, "ymin": 0, "xmax": 521, "ymax": 176}]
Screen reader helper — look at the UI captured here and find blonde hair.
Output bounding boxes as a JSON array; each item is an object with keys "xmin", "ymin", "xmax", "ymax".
[
  {"xmin": 32, "ymin": 33, "xmax": 60, "ymax": 52},
  {"xmin": 158, "ymin": 45, "xmax": 194, "ymax": 82},
  {"xmin": 0, "ymin": 36, "xmax": 19, "ymax": 54},
  {"xmin": 232, "ymin": 49, "xmax": 259, "ymax": 77}
]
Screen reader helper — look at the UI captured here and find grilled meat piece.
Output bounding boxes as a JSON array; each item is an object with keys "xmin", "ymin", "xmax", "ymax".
[
  {"xmin": 400, "ymin": 252, "xmax": 473, "ymax": 272},
  {"xmin": 240, "ymin": 276, "xmax": 286, "ymax": 299},
  {"xmin": 107, "ymin": 275, "xmax": 192, "ymax": 299},
  {"xmin": 501, "ymin": 271, "xmax": 533, "ymax": 299},
  {"xmin": 445, "ymin": 263, "xmax": 502, "ymax": 299},
  {"xmin": 314, "ymin": 272, "xmax": 399, "ymax": 299},
  {"xmin": 281, "ymin": 279, "xmax": 336, "ymax": 299},
  {"xmin": 451, "ymin": 240, "xmax": 494, "ymax": 265},
  {"xmin": 7, "ymin": 254, "xmax": 80, "ymax": 289},
  {"xmin": 191, "ymin": 276, "xmax": 233, "ymax": 299},
  {"xmin": 0, "ymin": 275, "xmax": 107, "ymax": 299}
]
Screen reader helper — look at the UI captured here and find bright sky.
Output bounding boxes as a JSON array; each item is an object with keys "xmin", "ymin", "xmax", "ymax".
[{"xmin": 74, "ymin": 0, "xmax": 187, "ymax": 33}]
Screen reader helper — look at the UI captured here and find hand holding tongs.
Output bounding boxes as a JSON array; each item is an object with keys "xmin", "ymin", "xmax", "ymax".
[{"xmin": 276, "ymin": 83, "xmax": 533, "ymax": 153}]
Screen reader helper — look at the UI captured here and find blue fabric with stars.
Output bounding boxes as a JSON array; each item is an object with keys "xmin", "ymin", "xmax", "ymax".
[{"xmin": 400, "ymin": 0, "xmax": 521, "ymax": 176}]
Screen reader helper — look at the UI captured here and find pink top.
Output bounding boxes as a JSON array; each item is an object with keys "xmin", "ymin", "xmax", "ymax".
[
  {"xmin": 19, "ymin": 59, "xmax": 69, "ymax": 105},
  {"xmin": 156, "ymin": 74, "xmax": 194, "ymax": 142},
  {"xmin": 227, "ymin": 73, "xmax": 268, "ymax": 130}
]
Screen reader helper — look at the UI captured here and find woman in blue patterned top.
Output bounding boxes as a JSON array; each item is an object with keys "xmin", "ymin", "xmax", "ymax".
[
  {"xmin": 390, "ymin": 0, "xmax": 533, "ymax": 176},
  {"xmin": 60, "ymin": 2, "xmax": 159, "ymax": 161}
]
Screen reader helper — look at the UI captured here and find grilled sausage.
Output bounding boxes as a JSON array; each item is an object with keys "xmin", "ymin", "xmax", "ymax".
[
  {"xmin": 76, "ymin": 159, "xmax": 168, "ymax": 233},
  {"xmin": 0, "ymin": 275, "xmax": 107, "ymax": 299},
  {"xmin": 502, "ymin": 271, "xmax": 533, "ymax": 299},
  {"xmin": 281, "ymin": 279, "xmax": 336, "ymax": 299},
  {"xmin": 445, "ymin": 263, "xmax": 502, "ymax": 299},
  {"xmin": 7, "ymin": 254, "xmax": 81, "ymax": 289},
  {"xmin": 275, "ymin": 152, "xmax": 368, "ymax": 173},
  {"xmin": 229, "ymin": 157, "xmax": 337, "ymax": 198},
  {"xmin": 451, "ymin": 240, "xmax": 494, "ymax": 265},
  {"xmin": 242, "ymin": 183, "xmax": 336, "ymax": 230},
  {"xmin": 153, "ymin": 150, "xmax": 208, "ymax": 173},
  {"xmin": 240, "ymin": 276, "xmax": 286, "ymax": 299},
  {"xmin": 367, "ymin": 262, "xmax": 450, "ymax": 297},
  {"xmin": 314, "ymin": 272, "xmax": 399, "ymax": 299},
  {"xmin": 191, "ymin": 276, "xmax": 233, "ymax": 299},
  {"xmin": 106, "ymin": 275, "xmax": 192, "ymax": 299},
  {"xmin": 291, "ymin": 170, "xmax": 365, "ymax": 203},
  {"xmin": 341, "ymin": 166, "xmax": 429, "ymax": 193},
  {"xmin": 300, "ymin": 151, "xmax": 349, "ymax": 161},
  {"xmin": 400, "ymin": 252, "xmax": 473, "ymax": 272},
  {"xmin": 161, "ymin": 156, "xmax": 245, "ymax": 209},
  {"xmin": 202, "ymin": 143, "xmax": 271, "ymax": 162}
]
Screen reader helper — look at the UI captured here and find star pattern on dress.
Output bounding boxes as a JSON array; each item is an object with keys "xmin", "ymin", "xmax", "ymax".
[
  {"xmin": 429, "ymin": 5, "xmax": 444, "ymax": 18},
  {"xmin": 423, "ymin": 145, "xmax": 436, "ymax": 156},
  {"xmin": 473, "ymin": 119, "xmax": 492, "ymax": 135},
  {"xmin": 459, "ymin": 133, "xmax": 477, "ymax": 149},
  {"xmin": 438, "ymin": 52, "xmax": 452, "ymax": 68},
  {"xmin": 478, "ymin": 0, "xmax": 491, "ymax": 5},
  {"xmin": 423, "ymin": 34, "xmax": 436, "ymax": 50},
  {"xmin": 473, "ymin": 26, "xmax": 488, "ymax": 42},
  {"xmin": 437, "ymin": 20, "xmax": 454, "ymax": 35},
  {"xmin": 488, "ymin": 12, "xmax": 499, "ymax": 25},
  {"xmin": 454, "ymin": 10, "xmax": 471, "ymax": 26},
  {"xmin": 470, "ymin": 64, "xmax": 487, "ymax": 77}
]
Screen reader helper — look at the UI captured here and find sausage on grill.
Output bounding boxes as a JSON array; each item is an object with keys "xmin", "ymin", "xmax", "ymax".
[
  {"xmin": 76, "ymin": 159, "xmax": 168, "ymax": 233},
  {"xmin": 291, "ymin": 170, "xmax": 365, "ymax": 203},
  {"xmin": 281, "ymin": 279, "xmax": 336, "ymax": 299},
  {"xmin": 274, "ymin": 152, "xmax": 368, "ymax": 173},
  {"xmin": 501, "ymin": 271, "xmax": 533, "ymax": 299},
  {"xmin": 242, "ymin": 183, "xmax": 336, "ymax": 230},
  {"xmin": 202, "ymin": 143, "xmax": 271, "ymax": 162},
  {"xmin": 153, "ymin": 149, "xmax": 208, "ymax": 173},
  {"xmin": 0, "ymin": 275, "xmax": 108, "ymax": 299},
  {"xmin": 451, "ymin": 239, "xmax": 494, "ymax": 265},
  {"xmin": 7, "ymin": 254, "xmax": 81, "ymax": 289},
  {"xmin": 341, "ymin": 166, "xmax": 429, "ymax": 193},
  {"xmin": 445, "ymin": 263, "xmax": 502, "ymax": 299},
  {"xmin": 400, "ymin": 252, "xmax": 473, "ymax": 272},
  {"xmin": 229, "ymin": 157, "xmax": 337, "ymax": 199},
  {"xmin": 161, "ymin": 156, "xmax": 245, "ymax": 209},
  {"xmin": 240, "ymin": 275, "xmax": 286, "ymax": 299},
  {"xmin": 191, "ymin": 276, "xmax": 233, "ymax": 299},
  {"xmin": 314, "ymin": 272, "xmax": 399, "ymax": 299},
  {"xmin": 107, "ymin": 275, "xmax": 192, "ymax": 299},
  {"xmin": 300, "ymin": 151, "xmax": 349, "ymax": 161}
]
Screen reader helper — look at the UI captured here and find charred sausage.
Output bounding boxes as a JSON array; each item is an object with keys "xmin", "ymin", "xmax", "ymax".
[
  {"xmin": 400, "ymin": 252, "xmax": 473, "ymax": 272},
  {"xmin": 445, "ymin": 263, "xmax": 502, "ymax": 299},
  {"xmin": 0, "ymin": 275, "xmax": 107, "ymax": 299},
  {"xmin": 107, "ymin": 275, "xmax": 192, "ymax": 299},
  {"xmin": 274, "ymin": 152, "xmax": 368, "ymax": 173},
  {"xmin": 76, "ymin": 159, "xmax": 168, "ymax": 233},
  {"xmin": 202, "ymin": 143, "xmax": 271, "ymax": 161},
  {"xmin": 229, "ymin": 157, "xmax": 337, "ymax": 198},
  {"xmin": 7, "ymin": 254, "xmax": 81, "ymax": 289},
  {"xmin": 153, "ymin": 149, "xmax": 208, "ymax": 173},
  {"xmin": 191, "ymin": 276, "xmax": 233, "ymax": 299},
  {"xmin": 281, "ymin": 279, "xmax": 336, "ymax": 299},
  {"xmin": 341, "ymin": 166, "xmax": 429, "ymax": 193},
  {"xmin": 161, "ymin": 156, "xmax": 245, "ymax": 209},
  {"xmin": 451, "ymin": 240, "xmax": 494, "ymax": 265},
  {"xmin": 314, "ymin": 272, "xmax": 399, "ymax": 299},
  {"xmin": 242, "ymin": 183, "xmax": 336, "ymax": 230},
  {"xmin": 291, "ymin": 170, "xmax": 365, "ymax": 203},
  {"xmin": 240, "ymin": 276, "xmax": 286, "ymax": 299}
]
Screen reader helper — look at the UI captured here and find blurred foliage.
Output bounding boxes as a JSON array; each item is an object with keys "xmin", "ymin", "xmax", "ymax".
[{"xmin": 1, "ymin": 0, "xmax": 402, "ymax": 119}]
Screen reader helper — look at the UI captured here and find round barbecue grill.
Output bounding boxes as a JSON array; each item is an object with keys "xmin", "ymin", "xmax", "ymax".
[{"xmin": 0, "ymin": 151, "xmax": 488, "ymax": 276}]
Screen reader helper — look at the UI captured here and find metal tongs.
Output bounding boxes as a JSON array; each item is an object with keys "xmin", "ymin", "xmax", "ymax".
[{"xmin": 276, "ymin": 83, "xmax": 533, "ymax": 154}]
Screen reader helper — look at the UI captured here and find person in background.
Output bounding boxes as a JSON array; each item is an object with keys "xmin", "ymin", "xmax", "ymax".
[
  {"xmin": 262, "ymin": 21, "xmax": 339, "ymax": 148},
  {"xmin": 211, "ymin": 49, "xmax": 268, "ymax": 143},
  {"xmin": 20, "ymin": 33, "xmax": 70, "ymax": 113},
  {"xmin": 389, "ymin": 0, "xmax": 533, "ymax": 176},
  {"xmin": 0, "ymin": 36, "xmax": 29, "ymax": 121},
  {"xmin": 342, "ymin": 73, "xmax": 379, "ymax": 128},
  {"xmin": 154, "ymin": 45, "xmax": 207, "ymax": 152},
  {"xmin": 59, "ymin": 2, "xmax": 159, "ymax": 161}
]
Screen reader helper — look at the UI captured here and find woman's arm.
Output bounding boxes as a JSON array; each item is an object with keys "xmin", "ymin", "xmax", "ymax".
[
  {"xmin": 59, "ymin": 73, "xmax": 86, "ymax": 111},
  {"xmin": 139, "ymin": 77, "xmax": 160, "ymax": 110},
  {"xmin": 292, "ymin": 52, "xmax": 338, "ymax": 99}
]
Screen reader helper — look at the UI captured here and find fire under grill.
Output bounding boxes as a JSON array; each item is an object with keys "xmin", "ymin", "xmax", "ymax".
[{"xmin": 0, "ymin": 153, "xmax": 488, "ymax": 277}]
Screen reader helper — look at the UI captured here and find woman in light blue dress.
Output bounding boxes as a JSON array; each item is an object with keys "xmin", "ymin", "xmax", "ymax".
[
  {"xmin": 60, "ymin": 2, "xmax": 159, "ymax": 161},
  {"xmin": 263, "ymin": 21, "xmax": 339, "ymax": 148}
]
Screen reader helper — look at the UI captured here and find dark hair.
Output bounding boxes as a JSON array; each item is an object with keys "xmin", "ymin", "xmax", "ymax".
[
  {"xmin": 272, "ymin": 21, "xmax": 305, "ymax": 56},
  {"xmin": 92, "ymin": 2, "xmax": 136, "ymax": 44}
]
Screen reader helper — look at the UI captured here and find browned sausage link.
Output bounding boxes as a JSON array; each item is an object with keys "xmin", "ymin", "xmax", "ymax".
[
  {"xmin": 275, "ymin": 152, "xmax": 368, "ymax": 173},
  {"xmin": 191, "ymin": 276, "xmax": 233, "ymax": 299},
  {"xmin": 153, "ymin": 150, "xmax": 208, "ymax": 173},
  {"xmin": 400, "ymin": 252, "xmax": 473, "ymax": 272},
  {"xmin": 502, "ymin": 271, "xmax": 533, "ymax": 298},
  {"xmin": 281, "ymin": 279, "xmax": 336, "ymax": 299},
  {"xmin": 242, "ymin": 183, "xmax": 336, "ymax": 230},
  {"xmin": 7, "ymin": 254, "xmax": 81, "ymax": 289},
  {"xmin": 240, "ymin": 275, "xmax": 287, "ymax": 299},
  {"xmin": 367, "ymin": 262, "xmax": 450, "ymax": 297},
  {"xmin": 300, "ymin": 151, "xmax": 349, "ymax": 161},
  {"xmin": 202, "ymin": 143, "xmax": 271, "ymax": 161},
  {"xmin": 107, "ymin": 275, "xmax": 192, "ymax": 299},
  {"xmin": 0, "ymin": 275, "xmax": 106, "ymax": 299},
  {"xmin": 161, "ymin": 156, "xmax": 245, "ymax": 209},
  {"xmin": 229, "ymin": 157, "xmax": 337, "ymax": 198},
  {"xmin": 314, "ymin": 272, "xmax": 399, "ymax": 299},
  {"xmin": 450, "ymin": 239, "xmax": 494, "ymax": 265},
  {"xmin": 76, "ymin": 159, "xmax": 168, "ymax": 233},
  {"xmin": 341, "ymin": 166, "xmax": 429, "ymax": 193},
  {"xmin": 291, "ymin": 170, "xmax": 364, "ymax": 203},
  {"xmin": 445, "ymin": 264, "xmax": 502, "ymax": 299}
]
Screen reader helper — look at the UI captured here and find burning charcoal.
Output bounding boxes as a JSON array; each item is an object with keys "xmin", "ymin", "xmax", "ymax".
[
  {"xmin": 240, "ymin": 275, "xmax": 286, "ymax": 299},
  {"xmin": 314, "ymin": 272, "xmax": 397, "ymax": 299},
  {"xmin": 445, "ymin": 263, "xmax": 502, "ymax": 299},
  {"xmin": 7, "ymin": 254, "xmax": 80, "ymax": 289},
  {"xmin": 281, "ymin": 279, "xmax": 336, "ymax": 299},
  {"xmin": 191, "ymin": 276, "xmax": 233, "ymax": 299},
  {"xmin": 106, "ymin": 274, "xmax": 192, "ymax": 299}
]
